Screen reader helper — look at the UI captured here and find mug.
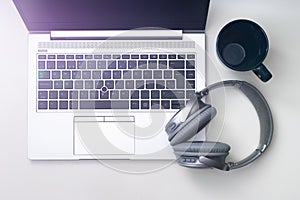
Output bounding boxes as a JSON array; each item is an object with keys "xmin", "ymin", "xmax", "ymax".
[{"xmin": 216, "ymin": 19, "xmax": 272, "ymax": 82}]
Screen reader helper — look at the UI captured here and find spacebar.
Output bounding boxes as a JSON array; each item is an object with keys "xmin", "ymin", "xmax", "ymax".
[{"xmin": 80, "ymin": 100, "xmax": 129, "ymax": 109}]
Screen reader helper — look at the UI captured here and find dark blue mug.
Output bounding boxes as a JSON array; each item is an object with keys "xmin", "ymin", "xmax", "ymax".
[{"xmin": 216, "ymin": 19, "xmax": 272, "ymax": 82}]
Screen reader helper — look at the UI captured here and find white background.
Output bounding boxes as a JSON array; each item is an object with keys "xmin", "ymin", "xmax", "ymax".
[{"xmin": 0, "ymin": 0, "xmax": 300, "ymax": 199}]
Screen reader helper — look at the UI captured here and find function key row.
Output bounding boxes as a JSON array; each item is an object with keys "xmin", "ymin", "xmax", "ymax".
[{"xmin": 38, "ymin": 54, "xmax": 196, "ymax": 60}]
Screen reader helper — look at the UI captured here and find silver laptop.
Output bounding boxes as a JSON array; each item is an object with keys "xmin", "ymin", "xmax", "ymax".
[{"xmin": 13, "ymin": 0, "xmax": 210, "ymax": 160}]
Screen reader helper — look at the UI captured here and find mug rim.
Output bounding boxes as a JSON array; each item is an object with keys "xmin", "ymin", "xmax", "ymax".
[{"xmin": 216, "ymin": 19, "xmax": 269, "ymax": 71}]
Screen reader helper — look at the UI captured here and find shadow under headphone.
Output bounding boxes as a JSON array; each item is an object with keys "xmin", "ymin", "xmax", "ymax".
[{"xmin": 165, "ymin": 80, "xmax": 273, "ymax": 171}]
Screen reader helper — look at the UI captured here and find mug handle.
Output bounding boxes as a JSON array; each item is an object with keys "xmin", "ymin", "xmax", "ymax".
[{"xmin": 252, "ymin": 64, "xmax": 272, "ymax": 82}]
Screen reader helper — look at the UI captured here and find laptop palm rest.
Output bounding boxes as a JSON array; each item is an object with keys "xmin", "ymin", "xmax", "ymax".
[{"xmin": 73, "ymin": 116, "xmax": 135, "ymax": 156}]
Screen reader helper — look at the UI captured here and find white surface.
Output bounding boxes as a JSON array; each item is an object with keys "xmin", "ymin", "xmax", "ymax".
[{"xmin": 0, "ymin": 0, "xmax": 299, "ymax": 199}]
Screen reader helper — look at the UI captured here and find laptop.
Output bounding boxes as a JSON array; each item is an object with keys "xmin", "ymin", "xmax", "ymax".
[{"xmin": 13, "ymin": 0, "xmax": 210, "ymax": 160}]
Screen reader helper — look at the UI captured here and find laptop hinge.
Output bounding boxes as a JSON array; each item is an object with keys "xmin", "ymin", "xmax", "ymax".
[{"xmin": 50, "ymin": 30, "xmax": 183, "ymax": 40}]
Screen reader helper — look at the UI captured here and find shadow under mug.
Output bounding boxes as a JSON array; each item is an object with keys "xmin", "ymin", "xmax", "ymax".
[{"xmin": 216, "ymin": 19, "xmax": 272, "ymax": 82}]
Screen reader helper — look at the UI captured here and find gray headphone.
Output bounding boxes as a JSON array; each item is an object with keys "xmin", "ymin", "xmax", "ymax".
[{"xmin": 165, "ymin": 80, "xmax": 273, "ymax": 171}]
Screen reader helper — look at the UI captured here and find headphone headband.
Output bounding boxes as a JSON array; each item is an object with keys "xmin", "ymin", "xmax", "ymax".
[{"xmin": 196, "ymin": 80, "xmax": 273, "ymax": 170}]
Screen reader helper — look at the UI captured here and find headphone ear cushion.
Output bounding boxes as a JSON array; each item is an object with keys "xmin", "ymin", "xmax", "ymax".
[
  {"xmin": 170, "ymin": 106, "xmax": 217, "ymax": 146},
  {"xmin": 173, "ymin": 141, "xmax": 231, "ymax": 156}
]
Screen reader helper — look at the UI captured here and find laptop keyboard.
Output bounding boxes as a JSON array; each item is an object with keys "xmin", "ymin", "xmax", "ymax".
[{"xmin": 37, "ymin": 53, "xmax": 196, "ymax": 110}]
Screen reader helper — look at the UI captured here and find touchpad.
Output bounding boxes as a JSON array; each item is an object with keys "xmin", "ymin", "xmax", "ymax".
[{"xmin": 74, "ymin": 116, "xmax": 135, "ymax": 155}]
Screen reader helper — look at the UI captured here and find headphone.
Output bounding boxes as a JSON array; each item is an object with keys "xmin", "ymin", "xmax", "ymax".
[{"xmin": 165, "ymin": 80, "xmax": 273, "ymax": 171}]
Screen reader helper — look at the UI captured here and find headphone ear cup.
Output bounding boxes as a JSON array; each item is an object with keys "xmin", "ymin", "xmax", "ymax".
[{"xmin": 170, "ymin": 106, "xmax": 217, "ymax": 146}]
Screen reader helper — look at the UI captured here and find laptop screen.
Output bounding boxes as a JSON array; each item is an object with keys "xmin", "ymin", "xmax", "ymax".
[{"xmin": 13, "ymin": 0, "xmax": 210, "ymax": 32}]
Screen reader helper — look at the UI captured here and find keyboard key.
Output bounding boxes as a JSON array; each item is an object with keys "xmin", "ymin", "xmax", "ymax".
[
  {"xmin": 85, "ymin": 80, "xmax": 94, "ymax": 89},
  {"xmin": 178, "ymin": 54, "xmax": 186, "ymax": 59},
  {"xmin": 38, "ymin": 61, "xmax": 45, "ymax": 69},
  {"xmin": 48, "ymin": 55, "xmax": 55, "ymax": 59},
  {"xmin": 38, "ymin": 101, "xmax": 48, "ymax": 109},
  {"xmin": 186, "ymin": 60, "xmax": 195, "ymax": 69},
  {"xmin": 103, "ymin": 55, "xmax": 111, "ymax": 59},
  {"xmin": 130, "ymin": 90, "xmax": 139, "ymax": 99},
  {"xmin": 174, "ymin": 70, "xmax": 185, "ymax": 89},
  {"xmin": 133, "ymin": 71, "xmax": 142, "ymax": 79},
  {"xmin": 131, "ymin": 54, "xmax": 139, "ymax": 59},
  {"xmin": 141, "ymin": 90, "xmax": 149, "ymax": 99},
  {"xmin": 146, "ymin": 80, "xmax": 154, "ymax": 89},
  {"xmin": 59, "ymin": 101, "xmax": 68, "ymax": 109},
  {"xmin": 102, "ymin": 71, "xmax": 111, "ymax": 79},
  {"xmin": 141, "ymin": 101, "xmax": 149, "ymax": 109},
  {"xmin": 62, "ymin": 71, "xmax": 71, "ymax": 79},
  {"xmin": 57, "ymin": 61, "xmax": 66, "ymax": 69},
  {"xmin": 64, "ymin": 80, "xmax": 73, "ymax": 89},
  {"xmin": 80, "ymin": 100, "xmax": 129, "ymax": 109},
  {"xmin": 151, "ymin": 90, "xmax": 160, "ymax": 99},
  {"xmin": 151, "ymin": 101, "xmax": 160, "ymax": 109},
  {"xmin": 186, "ymin": 80, "xmax": 195, "ymax": 89},
  {"xmin": 87, "ymin": 60, "xmax": 96, "ymax": 69},
  {"xmin": 94, "ymin": 55, "xmax": 103, "ymax": 59},
  {"xmin": 49, "ymin": 101, "xmax": 58, "ymax": 109},
  {"xmin": 38, "ymin": 81, "xmax": 53, "ymax": 89},
  {"xmin": 118, "ymin": 60, "xmax": 127, "ymax": 69},
  {"xmin": 186, "ymin": 70, "xmax": 195, "ymax": 79},
  {"xmin": 141, "ymin": 54, "xmax": 148, "ymax": 59},
  {"xmin": 171, "ymin": 100, "xmax": 185, "ymax": 109},
  {"xmin": 113, "ymin": 55, "xmax": 120, "ymax": 59},
  {"xmin": 156, "ymin": 80, "xmax": 165, "ymax": 89},
  {"xmin": 52, "ymin": 71, "xmax": 61, "ymax": 79},
  {"xmin": 120, "ymin": 90, "xmax": 129, "ymax": 99},
  {"xmin": 169, "ymin": 60, "xmax": 184, "ymax": 69},
  {"xmin": 123, "ymin": 70, "xmax": 132, "ymax": 79},
  {"xmin": 47, "ymin": 61, "xmax": 55, "ymax": 69},
  {"xmin": 164, "ymin": 70, "xmax": 172, "ymax": 79},
  {"xmin": 148, "ymin": 61, "xmax": 157, "ymax": 69},
  {"xmin": 75, "ymin": 55, "xmax": 83, "ymax": 59},
  {"xmin": 115, "ymin": 80, "xmax": 124, "ymax": 89},
  {"xmin": 187, "ymin": 54, "xmax": 195, "ymax": 59},
  {"xmin": 72, "ymin": 71, "xmax": 81, "ymax": 79},
  {"xmin": 66, "ymin": 55, "xmax": 74, "ymax": 59},
  {"xmin": 159, "ymin": 54, "xmax": 167, "ymax": 59},
  {"xmin": 38, "ymin": 71, "xmax": 50, "ymax": 79},
  {"xmin": 38, "ymin": 91, "xmax": 48, "ymax": 99},
  {"xmin": 150, "ymin": 54, "xmax": 158, "ymax": 59},
  {"xmin": 75, "ymin": 80, "xmax": 84, "ymax": 89},
  {"xmin": 107, "ymin": 60, "xmax": 116, "ymax": 69},
  {"xmin": 143, "ymin": 70, "xmax": 152, "ymax": 79},
  {"xmin": 70, "ymin": 101, "xmax": 78, "ymax": 109},
  {"xmin": 186, "ymin": 90, "xmax": 196, "ymax": 100},
  {"xmin": 90, "ymin": 90, "xmax": 99, "ymax": 99},
  {"xmin": 166, "ymin": 80, "xmax": 175, "ymax": 89},
  {"xmin": 95, "ymin": 80, "xmax": 104, "ymax": 89},
  {"xmin": 161, "ymin": 90, "xmax": 185, "ymax": 99},
  {"xmin": 77, "ymin": 61, "xmax": 86, "ymax": 69},
  {"xmin": 158, "ymin": 60, "xmax": 167, "ymax": 69},
  {"xmin": 59, "ymin": 91, "xmax": 68, "ymax": 99},
  {"xmin": 128, "ymin": 60, "xmax": 137, "ymax": 69},
  {"xmin": 97, "ymin": 61, "xmax": 106, "ymax": 69},
  {"xmin": 100, "ymin": 91, "xmax": 109, "ymax": 99},
  {"xmin": 125, "ymin": 80, "xmax": 134, "ymax": 89},
  {"xmin": 110, "ymin": 90, "xmax": 119, "ymax": 99},
  {"xmin": 105, "ymin": 80, "xmax": 114, "ymax": 89},
  {"xmin": 57, "ymin": 55, "xmax": 65, "ymax": 59},
  {"xmin": 80, "ymin": 91, "xmax": 88, "ymax": 99},
  {"xmin": 136, "ymin": 80, "xmax": 144, "ymax": 89},
  {"xmin": 49, "ymin": 91, "xmax": 58, "ymax": 99},
  {"xmin": 38, "ymin": 55, "xmax": 46, "ymax": 59},
  {"xmin": 131, "ymin": 101, "xmax": 139, "ymax": 109},
  {"xmin": 82, "ymin": 71, "xmax": 91, "ymax": 79},
  {"xmin": 138, "ymin": 60, "xmax": 147, "ymax": 69},
  {"xmin": 122, "ymin": 55, "xmax": 130, "ymax": 59},
  {"xmin": 92, "ymin": 71, "xmax": 101, "ymax": 79},
  {"xmin": 69, "ymin": 91, "xmax": 79, "ymax": 99},
  {"xmin": 168, "ymin": 54, "xmax": 176, "ymax": 59},
  {"xmin": 153, "ymin": 70, "xmax": 162, "ymax": 79},
  {"xmin": 67, "ymin": 61, "xmax": 76, "ymax": 69},
  {"xmin": 161, "ymin": 100, "xmax": 170, "ymax": 109},
  {"xmin": 85, "ymin": 55, "xmax": 93, "ymax": 59}
]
